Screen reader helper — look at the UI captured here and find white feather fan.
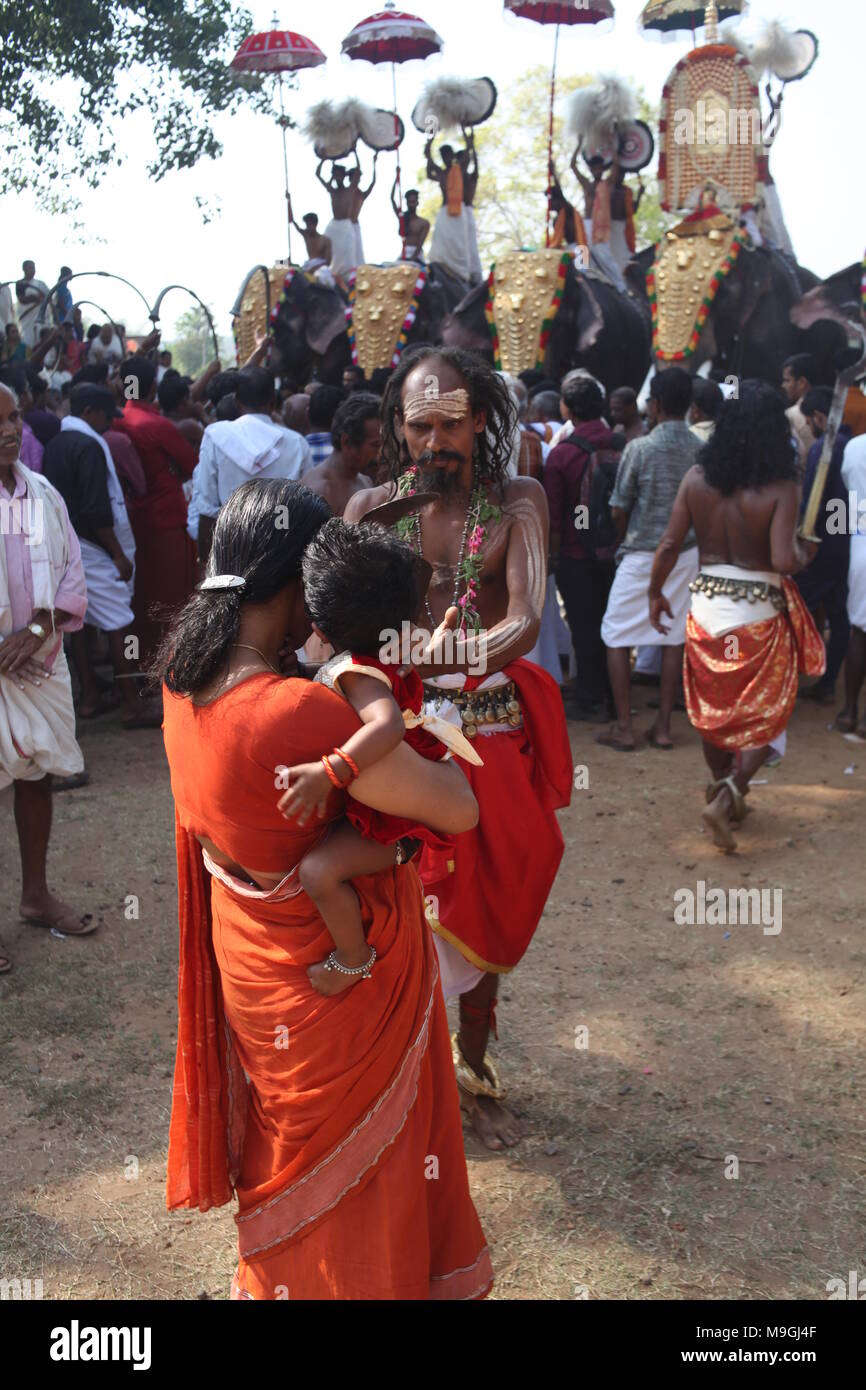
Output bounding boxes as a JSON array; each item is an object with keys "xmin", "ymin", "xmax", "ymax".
[
  {"xmin": 566, "ymin": 76, "xmax": 637, "ymax": 149},
  {"xmin": 303, "ymin": 99, "xmax": 369, "ymax": 153}
]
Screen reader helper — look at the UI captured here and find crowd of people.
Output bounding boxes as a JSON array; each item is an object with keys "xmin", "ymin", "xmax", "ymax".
[{"xmin": 2, "ymin": 252, "xmax": 865, "ymax": 1298}]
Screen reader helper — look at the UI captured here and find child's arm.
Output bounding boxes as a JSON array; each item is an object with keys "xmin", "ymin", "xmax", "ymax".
[{"xmin": 278, "ymin": 672, "xmax": 405, "ymax": 825}]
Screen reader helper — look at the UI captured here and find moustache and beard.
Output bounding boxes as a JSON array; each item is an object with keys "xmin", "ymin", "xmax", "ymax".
[{"xmin": 415, "ymin": 450, "xmax": 472, "ymax": 498}]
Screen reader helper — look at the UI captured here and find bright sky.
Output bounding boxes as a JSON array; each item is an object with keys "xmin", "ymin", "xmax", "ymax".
[{"xmin": 2, "ymin": 0, "xmax": 862, "ymax": 342}]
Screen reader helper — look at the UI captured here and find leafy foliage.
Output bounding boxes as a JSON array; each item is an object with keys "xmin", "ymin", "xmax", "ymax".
[
  {"xmin": 417, "ymin": 67, "xmax": 673, "ymax": 266},
  {"xmin": 0, "ymin": 1, "xmax": 282, "ymax": 204}
]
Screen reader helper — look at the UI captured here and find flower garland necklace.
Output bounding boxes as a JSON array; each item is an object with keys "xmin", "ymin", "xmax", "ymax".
[{"xmin": 394, "ymin": 465, "xmax": 501, "ymax": 635}]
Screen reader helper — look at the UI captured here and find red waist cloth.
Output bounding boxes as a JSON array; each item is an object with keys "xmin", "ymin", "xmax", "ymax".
[
  {"xmin": 683, "ymin": 577, "xmax": 826, "ymax": 751},
  {"xmin": 419, "ymin": 659, "xmax": 573, "ymax": 974}
]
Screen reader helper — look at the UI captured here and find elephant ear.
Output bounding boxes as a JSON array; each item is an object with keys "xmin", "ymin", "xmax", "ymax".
[
  {"xmin": 304, "ymin": 283, "xmax": 351, "ymax": 357},
  {"xmin": 574, "ymin": 273, "xmax": 604, "ymax": 353}
]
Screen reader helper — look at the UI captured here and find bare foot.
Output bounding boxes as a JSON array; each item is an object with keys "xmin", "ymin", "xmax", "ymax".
[
  {"xmin": 459, "ymin": 1089, "xmax": 521, "ymax": 1150},
  {"xmin": 834, "ymin": 711, "xmax": 857, "ymax": 733},
  {"xmin": 701, "ymin": 790, "xmax": 736, "ymax": 853},
  {"xmin": 595, "ymin": 724, "xmax": 636, "ymax": 752},
  {"xmin": 20, "ymin": 891, "xmax": 96, "ymax": 936},
  {"xmin": 306, "ymin": 959, "xmax": 362, "ymax": 996},
  {"xmin": 645, "ymin": 726, "xmax": 673, "ymax": 750}
]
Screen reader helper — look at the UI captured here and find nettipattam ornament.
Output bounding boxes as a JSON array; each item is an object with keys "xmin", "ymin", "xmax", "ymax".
[
  {"xmin": 234, "ymin": 265, "xmax": 294, "ymax": 365},
  {"xmin": 346, "ymin": 264, "xmax": 427, "ymax": 375},
  {"xmin": 647, "ymin": 211, "xmax": 744, "ymax": 361},
  {"xmin": 484, "ymin": 249, "xmax": 572, "ymax": 375}
]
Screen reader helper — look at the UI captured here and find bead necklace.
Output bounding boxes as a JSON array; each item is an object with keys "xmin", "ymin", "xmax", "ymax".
[{"xmin": 395, "ymin": 466, "xmax": 501, "ymax": 635}]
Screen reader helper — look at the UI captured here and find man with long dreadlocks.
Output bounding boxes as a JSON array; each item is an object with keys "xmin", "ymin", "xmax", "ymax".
[{"xmin": 344, "ymin": 347, "xmax": 572, "ymax": 1150}]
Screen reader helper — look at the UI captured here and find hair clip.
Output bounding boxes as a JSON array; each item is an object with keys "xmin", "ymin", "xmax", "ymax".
[{"xmin": 199, "ymin": 574, "xmax": 246, "ymax": 592}]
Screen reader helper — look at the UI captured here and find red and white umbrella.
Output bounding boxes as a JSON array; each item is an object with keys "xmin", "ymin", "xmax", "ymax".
[
  {"xmin": 230, "ymin": 20, "xmax": 327, "ymax": 261},
  {"xmin": 342, "ymin": 4, "xmax": 444, "ymax": 211},
  {"xmin": 504, "ymin": 1, "xmax": 615, "ymax": 245},
  {"xmin": 341, "ymin": 7, "xmax": 443, "ymax": 65},
  {"xmin": 230, "ymin": 28, "xmax": 327, "ymax": 72}
]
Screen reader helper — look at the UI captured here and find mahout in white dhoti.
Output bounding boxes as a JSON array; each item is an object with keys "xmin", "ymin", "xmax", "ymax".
[
  {"xmin": 325, "ymin": 219, "xmax": 359, "ymax": 279},
  {"xmin": 429, "ymin": 205, "xmax": 482, "ymax": 286}
]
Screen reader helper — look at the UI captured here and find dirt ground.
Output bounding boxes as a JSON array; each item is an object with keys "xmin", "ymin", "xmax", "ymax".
[{"xmin": 1, "ymin": 683, "xmax": 864, "ymax": 1301}]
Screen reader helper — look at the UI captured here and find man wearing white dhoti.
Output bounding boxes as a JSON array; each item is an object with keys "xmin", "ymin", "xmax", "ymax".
[
  {"xmin": 425, "ymin": 136, "xmax": 483, "ymax": 287},
  {"xmin": 0, "ymin": 383, "xmax": 94, "ymax": 972},
  {"xmin": 318, "ymin": 153, "xmax": 377, "ymax": 280},
  {"xmin": 597, "ymin": 368, "xmax": 701, "ymax": 752},
  {"xmin": 43, "ymin": 384, "xmax": 160, "ymax": 729},
  {"xmin": 15, "ymin": 260, "xmax": 50, "ymax": 349}
]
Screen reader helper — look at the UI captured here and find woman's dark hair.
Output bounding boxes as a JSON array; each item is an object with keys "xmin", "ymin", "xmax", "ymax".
[
  {"xmin": 155, "ymin": 479, "xmax": 330, "ymax": 695},
  {"xmin": 303, "ymin": 519, "xmax": 418, "ymax": 654},
  {"xmin": 331, "ymin": 392, "xmax": 381, "ymax": 450},
  {"xmin": 380, "ymin": 345, "xmax": 517, "ymax": 494},
  {"xmin": 699, "ymin": 381, "xmax": 798, "ymax": 496}
]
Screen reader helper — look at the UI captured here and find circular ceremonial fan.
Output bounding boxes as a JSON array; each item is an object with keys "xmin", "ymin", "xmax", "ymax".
[
  {"xmin": 770, "ymin": 28, "xmax": 819, "ymax": 84},
  {"xmin": 313, "ymin": 135, "xmax": 357, "ymax": 160},
  {"xmin": 412, "ymin": 77, "xmax": 498, "ymax": 133},
  {"xmin": 617, "ymin": 119, "xmax": 655, "ymax": 171},
  {"xmin": 359, "ymin": 107, "xmax": 406, "ymax": 150}
]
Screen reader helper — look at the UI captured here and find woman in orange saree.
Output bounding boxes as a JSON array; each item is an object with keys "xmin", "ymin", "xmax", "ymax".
[{"xmin": 159, "ymin": 479, "xmax": 492, "ymax": 1300}]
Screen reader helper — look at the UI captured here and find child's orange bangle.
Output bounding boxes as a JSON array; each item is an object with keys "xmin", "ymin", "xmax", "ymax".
[
  {"xmin": 332, "ymin": 746, "xmax": 360, "ymax": 780},
  {"xmin": 321, "ymin": 755, "xmax": 345, "ymax": 790}
]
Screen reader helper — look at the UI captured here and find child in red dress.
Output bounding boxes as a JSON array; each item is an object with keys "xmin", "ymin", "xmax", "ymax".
[{"xmin": 278, "ymin": 519, "xmax": 481, "ymax": 995}]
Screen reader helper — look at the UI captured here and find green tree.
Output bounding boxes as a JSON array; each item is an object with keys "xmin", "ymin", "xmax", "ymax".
[
  {"xmin": 164, "ymin": 303, "xmax": 216, "ymax": 376},
  {"xmin": 0, "ymin": 1, "xmax": 279, "ymax": 204},
  {"xmin": 418, "ymin": 67, "xmax": 673, "ymax": 268}
]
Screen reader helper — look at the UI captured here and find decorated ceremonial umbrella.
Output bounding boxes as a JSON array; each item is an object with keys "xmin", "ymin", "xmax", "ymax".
[
  {"xmin": 342, "ymin": 3, "xmax": 444, "ymax": 212},
  {"xmin": 639, "ymin": 0, "xmax": 746, "ymax": 40},
  {"xmin": 503, "ymin": 1, "xmax": 615, "ymax": 245},
  {"xmin": 230, "ymin": 16, "xmax": 326, "ymax": 261}
]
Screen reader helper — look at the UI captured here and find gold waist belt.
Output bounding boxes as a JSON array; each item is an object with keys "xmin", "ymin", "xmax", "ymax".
[
  {"xmin": 423, "ymin": 681, "xmax": 522, "ymax": 739},
  {"xmin": 690, "ymin": 573, "xmax": 787, "ymax": 612}
]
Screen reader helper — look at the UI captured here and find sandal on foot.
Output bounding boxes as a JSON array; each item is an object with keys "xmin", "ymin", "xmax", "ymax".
[
  {"xmin": 595, "ymin": 726, "xmax": 636, "ymax": 752},
  {"xmin": 21, "ymin": 908, "xmax": 97, "ymax": 937},
  {"xmin": 451, "ymin": 1032, "xmax": 506, "ymax": 1101}
]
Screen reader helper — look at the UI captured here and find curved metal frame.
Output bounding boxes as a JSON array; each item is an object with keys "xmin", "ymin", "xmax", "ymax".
[
  {"xmin": 37, "ymin": 270, "xmax": 153, "ymax": 329},
  {"xmin": 150, "ymin": 284, "xmax": 220, "ymax": 361}
]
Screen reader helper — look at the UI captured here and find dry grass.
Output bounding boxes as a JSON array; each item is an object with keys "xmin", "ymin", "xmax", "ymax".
[{"xmin": 1, "ymin": 693, "xmax": 865, "ymax": 1300}]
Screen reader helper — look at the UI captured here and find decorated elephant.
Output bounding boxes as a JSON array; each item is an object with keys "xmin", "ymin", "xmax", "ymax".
[
  {"xmin": 441, "ymin": 249, "xmax": 653, "ymax": 395},
  {"xmin": 264, "ymin": 262, "xmax": 471, "ymax": 387}
]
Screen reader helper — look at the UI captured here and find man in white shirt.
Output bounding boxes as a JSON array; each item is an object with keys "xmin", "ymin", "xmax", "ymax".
[
  {"xmin": 15, "ymin": 261, "xmax": 50, "ymax": 348},
  {"xmin": 87, "ymin": 323, "xmax": 124, "ymax": 368},
  {"xmin": 193, "ymin": 366, "xmax": 312, "ymax": 562}
]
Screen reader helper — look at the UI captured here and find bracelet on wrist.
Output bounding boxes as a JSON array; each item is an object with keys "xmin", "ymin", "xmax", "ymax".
[
  {"xmin": 332, "ymin": 746, "xmax": 360, "ymax": 781},
  {"xmin": 321, "ymin": 754, "xmax": 344, "ymax": 790},
  {"xmin": 323, "ymin": 945, "xmax": 377, "ymax": 979}
]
